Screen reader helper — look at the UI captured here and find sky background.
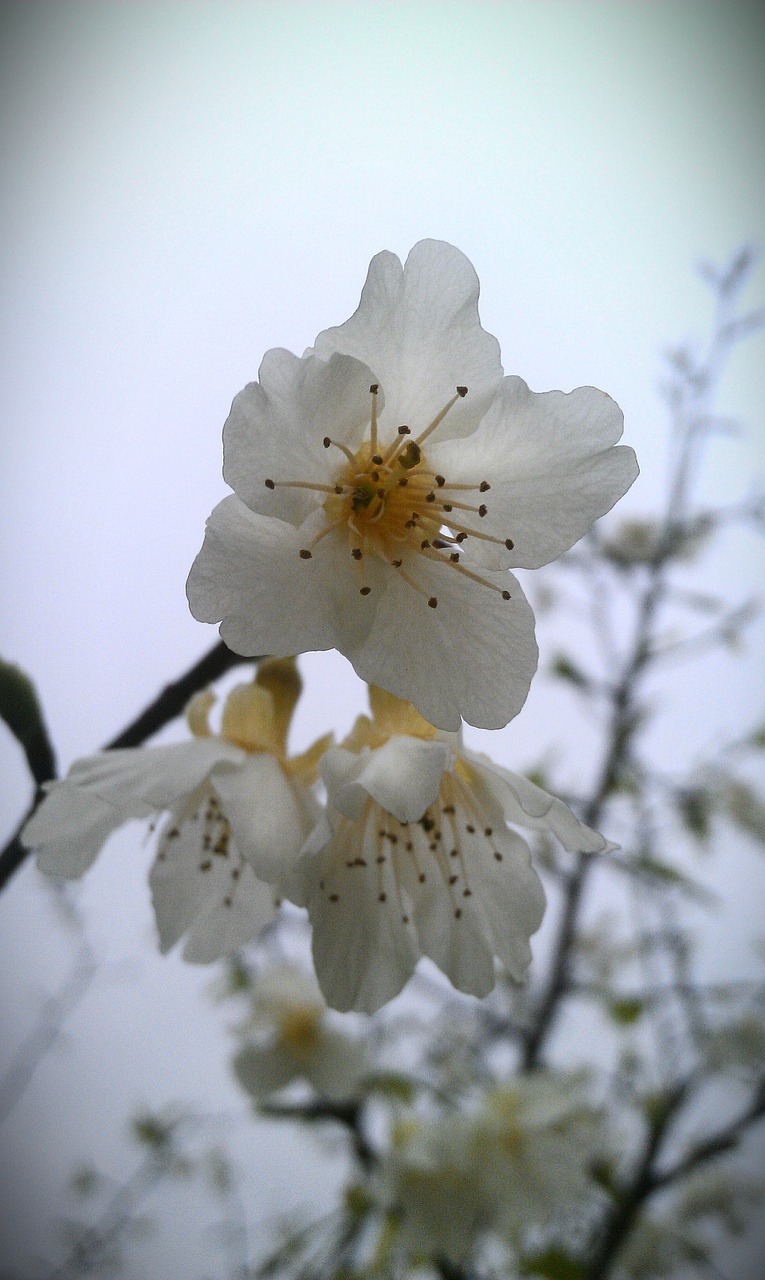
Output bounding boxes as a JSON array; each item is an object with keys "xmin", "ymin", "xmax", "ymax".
[{"xmin": 1, "ymin": 2, "xmax": 764, "ymax": 1276}]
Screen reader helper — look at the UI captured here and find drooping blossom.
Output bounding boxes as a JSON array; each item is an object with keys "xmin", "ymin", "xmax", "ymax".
[
  {"xmin": 187, "ymin": 239, "xmax": 637, "ymax": 730},
  {"xmin": 296, "ymin": 687, "xmax": 614, "ymax": 1013},
  {"xmin": 22, "ymin": 660, "xmax": 328, "ymax": 962},
  {"xmin": 232, "ymin": 965, "xmax": 368, "ymax": 1102}
]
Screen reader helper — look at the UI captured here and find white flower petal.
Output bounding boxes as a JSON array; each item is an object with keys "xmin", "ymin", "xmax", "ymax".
[
  {"xmin": 186, "ymin": 496, "xmax": 348, "ymax": 656},
  {"xmin": 223, "ymin": 350, "xmax": 376, "ymax": 525},
  {"xmin": 233, "ymin": 1042, "xmax": 297, "ymax": 1099},
  {"xmin": 431, "ymin": 377, "xmax": 639, "ymax": 570},
  {"xmin": 22, "ymin": 740, "xmax": 239, "ymax": 876},
  {"xmin": 211, "ymin": 754, "xmax": 315, "ymax": 882},
  {"xmin": 327, "ymin": 737, "xmax": 452, "ymax": 824},
  {"xmin": 306, "ymin": 814, "xmax": 419, "ymax": 1013},
  {"xmin": 310, "ymin": 240, "xmax": 502, "ymax": 443},
  {"xmin": 64, "ymin": 739, "xmax": 240, "ymax": 809},
  {"xmin": 346, "ymin": 561, "xmax": 537, "ymax": 731},
  {"xmin": 23, "ymin": 785, "xmax": 140, "ymax": 877},
  {"xmin": 305, "ymin": 1027, "xmax": 369, "ymax": 1101},
  {"xmin": 465, "ymin": 751, "xmax": 616, "ymax": 853},
  {"xmin": 149, "ymin": 817, "xmax": 277, "ymax": 962},
  {"xmin": 463, "ymin": 824, "xmax": 546, "ymax": 980}
]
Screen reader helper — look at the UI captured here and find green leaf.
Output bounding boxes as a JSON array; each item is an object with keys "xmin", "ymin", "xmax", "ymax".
[
  {"xmin": 608, "ymin": 997, "xmax": 645, "ymax": 1025},
  {"xmin": 362, "ymin": 1071, "xmax": 415, "ymax": 1102},
  {"xmin": 631, "ymin": 854, "xmax": 717, "ymax": 905},
  {"xmin": 550, "ymin": 654, "xmax": 589, "ymax": 689},
  {"xmin": 674, "ymin": 787, "xmax": 713, "ymax": 841},
  {"xmin": 0, "ymin": 657, "xmax": 56, "ymax": 787},
  {"xmin": 521, "ymin": 1248, "xmax": 586, "ymax": 1280}
]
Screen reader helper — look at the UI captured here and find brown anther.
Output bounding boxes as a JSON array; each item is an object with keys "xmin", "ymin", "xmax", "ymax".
[
  {"xmin": 454, "ymin": 907, "xmax": 463, "ymax": 919},
  {"xmin": 322, "ymin": 436, "xmax": 331, "ymax": 448},
  {"xmin": 398, "ymin": 425, "xmax": 410, "ymax": 435},
  {"xmin": 479, "ymin": 481, "xmax": 491, "ymax": 492},
  {"xmin": 223, "ymin": 896, "xmax": 232, "ymax": 907},
  {"xmin": 352, "ymin": 548, "xmax": 363, "ymax": 560},
  {"xmin": 372, "ymin": 455, "xmax": 383, "ymax": 466},
  {"xmin": 360, "ymin": 586, "xmax": 372, "ymax": 596},
  {"xmin": 378, "ymin": 892, "xmax": 387, "ymax": 902},
  {"xmin": 428, "ymin": 597, "xmax": 438, "ymax": 609},
  {"xmin": 329, "ymin": 893, "xmax": 339, "ymax": 902},
  {"xmin": 199, "ymin": 859, "xmax": 212, "ymax": 872},
  {"xmin": 231, "ymin": 867, "xmax": 240, "ymax": 879},
  {"xmin": 299, "ymin": 549, "xmax": 312, "ymax": 559},
  {"xmin": 334, "ymin": 485, "xmax": 343, "ymax": 494},
  {"xmin": 505, "ymin": 538, "xmax": 514, "ymax": 549},
  {"xmin": 494, "ymin": 851, "xmax": 503, "ymax": 861},
  {"xmin": 466, "ymin": 824, "xmax": 475, "ymax": 833},
  {"xmin": 402, "ymin": 914, "xmax": 410, "ymax": 924},
  {"xmin": 449, "ymin": 874, "xmax": 458, "ymax": 885},
  {"xmin": 435, "ymin": 475, "xmax": 446, "ymax": 487},
  {"xmin": 391, "ymin": 558, "xmax": 403, "ymax": 568},
  {"xmin": 450, "ymin": 848, "xmax": 459, "ymax": 858},
  {"xmin": 265, "ymin": 478, "xmax": 275, "ymax": 489},
  {"xmin": 398, "ymin": 476, "xmax": 408, "ymax": 486},
  {"xmin": 443, "ymin": 503, "xmax": 453, "ymax": 513},
  {"xmin": 478, "ymin": 504, "xmax": 488, "ymax": 517},
  {"xmin": 369, "ymin": 383, "xmax": 379, "ymax": 393},
  {"xmin": 420, "ymin": 539, "xmax": 430, "ymax": 549},
  {"xmin": 456, "ymin": 386, "xmax": 468, "ymax": 397},
  {"xmin": 418, "ymin": 872, "xmax": 426, "ymax": 883},
  {"xmin": 455, "ymin": 532, "xmax": 468, "ymax": 543},
  {"xmin": 484, "ymin": 827, "xmax": 493, "ymax": 837},
  {"xmin": 502, "ymin": 590, "xmax": 511, "ymax": 600},
  {"xmin": 404, "ymin": 519, "xmax": 417, "ymax": 528},
  {"xmin": 376, "ymin": 855, "xmax": 386, "ymax": 864},
  {"xmin": 463, "ymin": 888, "xmax": 472, "ymax": 897},
  {"xmin": 450, "ymin": 552, "xmax": 460, "ymax": 563},
  {"xmin": 426, "ymin": 492, "xmax": 436, "ymax": 502}
]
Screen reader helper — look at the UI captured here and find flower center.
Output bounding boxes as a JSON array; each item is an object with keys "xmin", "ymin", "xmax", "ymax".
[
  {"xmin": 265, "ymin": 384, "xmax": 516, "ymax": 610},
  {"xmin": 279, "ymin": 1004, "xmax": 322, "ymax": 1055}
]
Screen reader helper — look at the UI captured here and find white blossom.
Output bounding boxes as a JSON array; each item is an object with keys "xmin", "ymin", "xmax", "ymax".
[
  {"xmin": 382, "ymin": 1073, "xmax": 605, "ymax": 1264},
  {"xmin": 22, "ymin": 660, "xmax": 326, "ymax": 962},
  {"xmin": 187, "ymin": 239, "xmax": 637, "ymax": 730},
  {"xmin": 297, "ymin": 688, "xmax": 613, "ymax": 1013},
  {"xmin": 232, "ymin": 965, "xmax": 368, "ymax": 1102}
]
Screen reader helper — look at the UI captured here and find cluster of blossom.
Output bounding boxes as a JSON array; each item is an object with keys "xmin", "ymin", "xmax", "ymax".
[
  {"xmin": 227, "ymin": 959, "xmax": 608, "ymax": 1272},
  {"xmin": 22, "ymin": 240, "xmax": 637, "ymax": 1013}
]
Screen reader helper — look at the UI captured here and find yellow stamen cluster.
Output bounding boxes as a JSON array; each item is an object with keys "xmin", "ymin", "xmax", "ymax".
[{"xmin": 265, "ymin": 386, "xmax": 515, "ymax": 609}]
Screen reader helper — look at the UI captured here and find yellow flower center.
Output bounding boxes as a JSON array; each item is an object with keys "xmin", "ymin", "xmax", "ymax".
[
  {"xmin": 279, "ymin": 1004, "xmax": 322, "ymax": 1055},
  {"xmin": 265, "ymin": 384, "xmax": 516, "ymax": 611}
]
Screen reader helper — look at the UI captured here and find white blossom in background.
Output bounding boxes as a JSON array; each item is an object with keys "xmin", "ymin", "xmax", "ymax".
[
  {"xmin": 381, "ymin": 1110, "xmax": 493, "ymax": 1266},
  {"xmin": 22, "ymin": 660, "xmax": 327, "ymax": 962},
  {"xmin": 187, "ymin": 239, "xmax": 637, "ymax": 730},
  {"xmin": 472, "ymin": 1074, "xmax": 607, "ymax": 1245},
  {"xmin": 381, "ymin": 1072, "xmax": 605, "ymax": 1266},
  {"xmin": 232, "ymin": 965, "xmax": 369, "ymax": 1102},
  {"xmin": 297, "ymin": 687, "xmax": 614, "ymax": 1013}
]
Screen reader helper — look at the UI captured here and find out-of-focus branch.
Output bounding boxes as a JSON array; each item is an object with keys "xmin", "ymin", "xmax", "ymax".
[
  {"xmin": 0, "ymin": 940, "xmax": 97, "ymax": 1124},
  {"xmin": 0, "ymin": 640, "xmax": 251, "ymax": 894}
]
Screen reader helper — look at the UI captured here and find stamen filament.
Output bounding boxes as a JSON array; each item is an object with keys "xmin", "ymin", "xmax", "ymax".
[
  {"xmin": 298, "ymin": 520, "xmax": 337, "ymax": 558},
  {"xmin": 369, "ymin": 384, "xmax": 379, "ymax": 457},
  {"xmin": 267, "ymin": 479, "xmax": 349, "ymax": 495},
  {"xmin": 396, "ymin": 563, "xmax": 438, "ymax": 608},
  {"xmin": 440, "ymin": 519, "xmax": 514, "ymax": 549},
  {"xmin": 419, "ymin": 546, "xmax": 512, "ymax": 599},
  {"xmin": 322, "ymin": 437, "xmax": 357, "ymax": 463}
]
